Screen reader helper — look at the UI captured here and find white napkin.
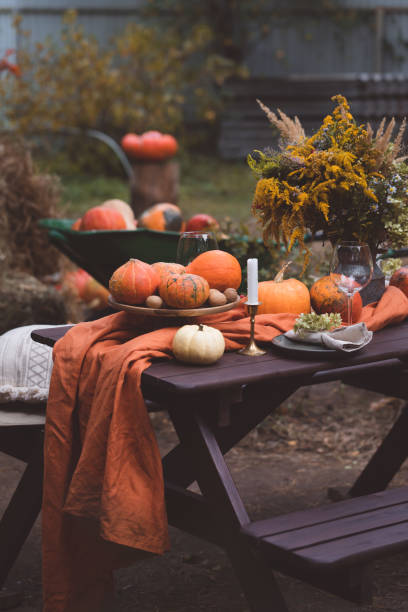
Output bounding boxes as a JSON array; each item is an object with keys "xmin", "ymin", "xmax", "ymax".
[{"xmin": 285, "ymin": 322, "xmax": 373, "ymax": 353}]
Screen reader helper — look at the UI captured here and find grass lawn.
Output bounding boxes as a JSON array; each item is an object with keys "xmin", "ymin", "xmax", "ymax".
[{"xmin": 59, "ymin": 154, "xmax": 257, "ymax": 222}]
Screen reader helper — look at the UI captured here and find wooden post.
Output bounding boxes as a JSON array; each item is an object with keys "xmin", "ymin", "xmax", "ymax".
[{"xmin": 130, "ymin": 160, "xmax": 180, "ymax": 218}]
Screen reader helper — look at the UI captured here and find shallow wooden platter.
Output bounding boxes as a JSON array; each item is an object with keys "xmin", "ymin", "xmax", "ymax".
[{"xmin": 108, "ymin": 295, "xmax": 241, "ymax": 317}]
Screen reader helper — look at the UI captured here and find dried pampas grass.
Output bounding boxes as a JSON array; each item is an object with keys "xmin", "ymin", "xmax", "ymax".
[{"xmin": 256, "ymin": 99, "xmax": 305, "ymax": 146}]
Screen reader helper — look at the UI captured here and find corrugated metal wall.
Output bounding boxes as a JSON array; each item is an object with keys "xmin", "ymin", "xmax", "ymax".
[
  {"xmin": 0, "ymin": 1, "xmax": 145, "ymax": 57},
  {"xmin": 0, "ymin": 2, "xmax": 407, "ymax": 74},
  {"xmin": 245, "ymin": 3, "xmax": 408, "ymax": 76}
]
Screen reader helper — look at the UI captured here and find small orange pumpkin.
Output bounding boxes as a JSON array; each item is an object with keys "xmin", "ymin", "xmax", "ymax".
[
  {"xmin": 258, "ymin": 262, "xmax": 310, "ymax": 315},
  {"xmin": 159, "ymin": 273, "xmax": 209, "ymax": 308},
  {"xmin": 80, "ymin": 206, "xmax": 127, "ymax": 231},
  {"xmin": 151, "ymin": 261, "xmax": 185, "ymax": 281},
  {"xmin": 187, "ymin": 250, "xmax": 241, "ymax": 292},
  {"xmin": 138, "ymin": 203, "xmax": 184, "ymax": 232},
  {"xmin": 390, "ymin": 267, "xmax": 408, "ymax": 297},
  {"xmin": 109, "ymin": 259, "xmax": 160, "ymax": 305},
  {"xmin": 71, "ymin": 218, "xmax": 82, "ymax": 231},
  {"xmin": 310, "ymin": 275, "xmax": 362, "ymax": 323}
]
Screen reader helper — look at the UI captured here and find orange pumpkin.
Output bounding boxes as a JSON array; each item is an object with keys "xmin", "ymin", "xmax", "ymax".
[
  {"xmin": 159, "ymin": 273, "xmax": 209, "ymax": 308},
  {"xmin": 310, "ymin": 275, "xmax": 362, "ymax": 323},
  {"xmin": 71, "ymin": 218, "xmax": 82, "ymax": 231},
  {"xmin": 62, "ymin": 268, "xmax": 91, "ymax": 299},
  {"xmin": 151, "ymin": 262, "xmax": 185, "ymax": 281},
  {"xmin": 258, "ymin": 262, "xmax": 310, "ymax": 315},
  {"xmin": 109, "ymin": 259, "xmax": 160, "ymax": 305},
  {"xmin": 390, "ymin": 267, "xmax": 408, "ymax": 297},
  {"xmin": 138, "ymin": 203, "xmax": 184, "ymax": 232},
  {"xmin": 187, "ymin": 250, "xmax": 241, "ymax": 292},
  {"xmin": 80, "ymin": 206, "xmax": 127, "ymax": 231},
  {"xmin": 81, "ymin": 277, "xmax": 110, "ymax": 308}
]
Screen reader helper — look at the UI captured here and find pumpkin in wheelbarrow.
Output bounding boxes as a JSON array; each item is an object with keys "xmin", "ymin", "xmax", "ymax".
[
  {"xmin": 80, "ymin": 206, "xmax": 127, "ymax": 231},
  {"xmin": 138, "ymin": 203, "xmax": 184, "ymax": 232}
]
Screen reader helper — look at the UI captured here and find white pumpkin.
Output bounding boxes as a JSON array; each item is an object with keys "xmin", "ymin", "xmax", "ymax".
[
  {"xmin": 172, "ymin": 323, "xmax": 225, "ymax": 365},
  {"xmin": 100, "ymin": 199, "xmax": 136, "ymax": 229}
]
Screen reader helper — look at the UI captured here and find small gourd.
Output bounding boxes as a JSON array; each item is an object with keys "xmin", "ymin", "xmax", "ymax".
[
  {"xmin": 208, "ymin": 289, "xmax": 227, "ymax": 307},
  {"xmin": 145, "ymin": 295, "xmax": 164, "ymax": 309},
  {"xmin": 172, "ymin": 324, "xmax": 225, "ymax": 365},
  {"xmin": 224, "ymin": 288, "xmax": 238, "ymax": 303}
]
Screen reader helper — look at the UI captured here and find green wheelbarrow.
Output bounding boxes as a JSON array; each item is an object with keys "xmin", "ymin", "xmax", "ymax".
[{"xmin": 39, "ymin": 219, "xmax": 183, "ymax": 287}]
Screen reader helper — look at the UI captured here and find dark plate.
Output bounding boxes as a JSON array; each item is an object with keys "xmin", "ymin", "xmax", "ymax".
[{"xmin": 272, "ymin": 334, "xmax": 339, "ymax": 357}]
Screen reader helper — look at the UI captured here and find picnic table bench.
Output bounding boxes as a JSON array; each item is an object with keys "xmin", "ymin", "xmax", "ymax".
[{"xmin": 2, "ymin": 321, "xmax": 408, "ymax": 611}]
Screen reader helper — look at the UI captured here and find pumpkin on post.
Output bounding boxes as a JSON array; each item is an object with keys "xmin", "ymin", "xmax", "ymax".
[{"xmin": 258, "ymin": 262, "xmax": 311, "ymax": 315}]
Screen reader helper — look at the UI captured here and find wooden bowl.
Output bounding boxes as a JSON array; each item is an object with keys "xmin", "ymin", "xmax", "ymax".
[{"xmin": 108, "ymin": 295, "xmax": 240, "ymax": 318}]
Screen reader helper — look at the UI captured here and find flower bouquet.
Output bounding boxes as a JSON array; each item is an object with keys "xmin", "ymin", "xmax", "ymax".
[{"xmin": 248, "ymin": 95, "xmax": 408, "ymax": 285}]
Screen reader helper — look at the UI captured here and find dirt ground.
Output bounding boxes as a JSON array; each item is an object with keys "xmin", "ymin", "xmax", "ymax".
[{"xmin": 1, "ymin": 381, "xmax": 408, "ymax": 612}]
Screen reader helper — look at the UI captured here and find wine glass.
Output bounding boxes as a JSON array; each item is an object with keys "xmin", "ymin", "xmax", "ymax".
[
  {"xmin": 330, "ymin": 242, "xmax": 373, "ymax": 325},
  {"xmin": 176, "ymin": 231, "xmax": 218, "ymax": 266}
]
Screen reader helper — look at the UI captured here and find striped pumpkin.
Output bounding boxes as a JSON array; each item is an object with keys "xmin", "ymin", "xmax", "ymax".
[{"xmin": 159, "ymin": 273, "xmax": 209, "ymax": 309}]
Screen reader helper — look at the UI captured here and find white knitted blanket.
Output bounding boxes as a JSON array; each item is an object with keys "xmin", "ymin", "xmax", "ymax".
[{"xmin": 0, "ymin": 324, "xmax": 62, "ymax": 403}]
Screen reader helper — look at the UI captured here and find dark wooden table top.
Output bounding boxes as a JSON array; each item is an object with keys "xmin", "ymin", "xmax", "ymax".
[{"xmin": 32, "ymin": 321, "xmax": 408, "ymax": 397}]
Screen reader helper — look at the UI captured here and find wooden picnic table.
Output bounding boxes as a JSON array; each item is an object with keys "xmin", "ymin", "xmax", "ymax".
[{"xmin": 31, "ymin": 322, "xmax": 408, "ymax": 612}]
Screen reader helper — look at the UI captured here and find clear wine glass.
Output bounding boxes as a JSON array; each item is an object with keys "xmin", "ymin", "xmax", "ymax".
[
  {"xmin": 330, "ymin": 242, "xmax": 373, "ymax": 325},
  {"xmin": 176, "ymin": 231, "xmax": 218, "ymax": 266}
]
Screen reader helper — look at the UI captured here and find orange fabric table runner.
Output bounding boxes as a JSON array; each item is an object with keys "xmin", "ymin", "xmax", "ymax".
[{"xmin": 43, "ymin": 286, "xmax": 408, "ymax": 611}]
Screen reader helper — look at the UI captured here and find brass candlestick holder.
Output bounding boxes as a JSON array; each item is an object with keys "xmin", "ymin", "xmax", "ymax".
[{"xmin": 238, "ymin": 303, "xmax": 266, "ymax": 356}]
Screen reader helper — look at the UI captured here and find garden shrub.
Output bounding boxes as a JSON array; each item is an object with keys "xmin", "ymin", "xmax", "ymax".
[{"xmin": 0, "ymin": 11, "xmax": 239, "ymax": 171}]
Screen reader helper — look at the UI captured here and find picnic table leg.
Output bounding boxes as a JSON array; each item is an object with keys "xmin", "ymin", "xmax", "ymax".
[
  {"xmin": 0, "ymin": 431, "xmax": 43, "ymax": 589},
  {"xmin": 349, "ymin": 401, "xmax": 408, "ymax": 497},
  {"xmin": 169, "ymin": 403, "xmax": 290, "ymax": 612},
  {"xmin": 163, "ymin": 383, "xmax": 299, "ymax": 489}
]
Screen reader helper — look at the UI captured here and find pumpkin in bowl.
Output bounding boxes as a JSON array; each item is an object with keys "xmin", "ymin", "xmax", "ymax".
[
  {"xmin": 159, "ymin": 273, "xmax": 209, "ymax": 308},
  {"xmin": 187, "ymin": 250, "xmax": 241, "ymax": 292},
  {"xmin": 109, "ymin": 259, "xmax": 159, "ymax": 305},
  {"xmin": 151, "ymin": 261, "xmax": 185, "ymax": 282},
  {"xmin": 258, "ymin": 262, "xmax": 310, "ymax": 315},
  {"xmin": 310, "ymin": 275, "xmax": 362, "ymax": 323},
  {"xmin": 138, "ymin": 203, "xmax": 184, "ymax": 232}
]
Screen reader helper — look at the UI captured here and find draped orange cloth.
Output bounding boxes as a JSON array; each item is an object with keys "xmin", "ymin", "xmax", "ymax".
[{"xmin": 42, "ymin": 286, "xmax": 408, "ymax": 611}]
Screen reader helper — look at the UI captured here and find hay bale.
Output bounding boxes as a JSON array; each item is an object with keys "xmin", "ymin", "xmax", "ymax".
[
  {"xmin": 0, "ymin": 272, "xmax": 66, "ymax": 334},
  {"xmin": 0, "ymin": 136, "xmax": 61, "ymax": 277},
  {"xmin": 0, "ymin": 137, "xmax": 69, "ymax": 332}
]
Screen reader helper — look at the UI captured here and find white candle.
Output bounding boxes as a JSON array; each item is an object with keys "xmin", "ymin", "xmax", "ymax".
[{"xmin": 247, "ymin": 258, "xmax": 258, "ymax": 304}]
